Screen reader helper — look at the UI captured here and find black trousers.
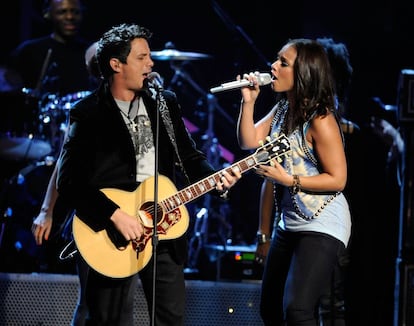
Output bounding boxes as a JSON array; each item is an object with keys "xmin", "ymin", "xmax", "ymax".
[
  {"xmin": 260, "ymin": 228, "xmax": 344, "ymax": 326},
  {"xmin": 139, "ymin": 242, "xmax": 186, "ymax": 326},
  {"xmin": 78, "ymin": 242, "xmax": 185, "ymax": 326}
]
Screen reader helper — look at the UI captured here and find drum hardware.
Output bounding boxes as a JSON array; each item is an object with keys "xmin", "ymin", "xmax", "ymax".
[
  {"xmin": 37, "ymin": 90, "xmax": 91, "ymax": 154},
  {"xmin": 0, "ymin": 207, "xmax": 12, "ymax": 249},
  {"xmin": 167, "ymin": 61, "xmax": 234, "ymax": 125},
  {"xmin": 14, "ymin": 155, "xmax": 56, "ymax": 185},
  {"xmin": 38, "ymin": 90, "xmax": 91, "ymax": 120},
  {"xmin": 21, "ymin": 87, "xmax": 40, "ymax": 99},
  {"xmin": 12, "ymin": 156, "xmax": 56, "ymax": 190},
  {"xmin": 186, "ymin": 207, "xmax": 209, "ymax": 273},
  {"xmin": 0, "ymin": 134, "xmax": 52, "ymax": 161},
  {"xmin": 156, "ymin": 50, "xmax": 235, "ymax": 274},
  {"xmin": 60, "ymin": 91, "xmax": 91, "ymax": 107},
  {"xmin": 0, "ymin": 155, "xmax": 56, "ymax": 272}
]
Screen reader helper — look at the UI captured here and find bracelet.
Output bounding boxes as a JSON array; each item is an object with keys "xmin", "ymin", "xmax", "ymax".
[
  {"xmin": 256, "ymin": 232, "xmax": 271, "ymax": 245},
  {"xmin": 291, "ymin": 174, "xmax": 301, "ymax": 194}
]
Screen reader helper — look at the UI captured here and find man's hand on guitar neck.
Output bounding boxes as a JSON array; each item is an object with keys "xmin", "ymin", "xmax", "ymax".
[{"xmin": 215, "ymin": 167, "xmax": 242, "ymax": 192}]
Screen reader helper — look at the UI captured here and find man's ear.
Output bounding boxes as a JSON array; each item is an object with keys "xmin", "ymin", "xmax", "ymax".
[{"xmin": 110, "ymin": 58, "xmax": 121, "ymax": 72}]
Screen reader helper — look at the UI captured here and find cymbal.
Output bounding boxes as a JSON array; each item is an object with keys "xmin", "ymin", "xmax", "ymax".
[
  {"xmin": 0, "ymin": 136, "xmax": 51, "ymax": 161},
  {"xmin": 0, "ymin": 66, "xmax": 23, "ymax": 92},
  {"xmin": 151, "ymin": 49, "xmax": 212, "ymax": 61}
]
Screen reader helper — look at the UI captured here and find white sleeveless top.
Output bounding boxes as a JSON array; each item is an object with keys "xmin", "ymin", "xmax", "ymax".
[{"xmin": 271, "ymin": 100, "xmax": 352, "ymax": 246}]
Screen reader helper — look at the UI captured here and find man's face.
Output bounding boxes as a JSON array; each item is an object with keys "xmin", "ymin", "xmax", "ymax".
[{"xmin": 49, "ymin": 0, "xmax": 83, "ymax": 41}]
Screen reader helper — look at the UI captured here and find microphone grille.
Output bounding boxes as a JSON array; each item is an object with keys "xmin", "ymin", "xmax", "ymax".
[
  {"xmin": 148, "ymin": 71, "xmax": 161, "ymax": 81},
  {"xmin": 258, "ymin": 73, "xmax": 272, "ymax": 86},
  {"xmin": 147, "ymin": 71, "xmax": 164, "ymax": 90}
]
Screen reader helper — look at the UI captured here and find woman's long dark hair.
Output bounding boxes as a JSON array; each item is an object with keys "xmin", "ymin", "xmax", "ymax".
[{"xmin": 283, "ymin": 38, "xmax": 338, "ymax": 134}]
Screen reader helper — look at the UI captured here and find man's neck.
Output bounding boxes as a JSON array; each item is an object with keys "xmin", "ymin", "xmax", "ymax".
[{"xmin": 50, "ymin": 32, "xmax": 75, "ymax": 44}]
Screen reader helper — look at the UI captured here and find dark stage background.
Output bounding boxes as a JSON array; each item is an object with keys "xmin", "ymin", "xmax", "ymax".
[{"xmin": 0, "ymin": 1, "xmax": 413, "ymax": 325}]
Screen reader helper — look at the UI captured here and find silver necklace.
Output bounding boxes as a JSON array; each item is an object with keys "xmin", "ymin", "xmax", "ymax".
[
  {"xmin": 117, "ymin": 97, "xmax": 140, "ymax": 132},
  {"xmin": 119, "ymin": 109, "xmax": 138, "ymax": 132}
]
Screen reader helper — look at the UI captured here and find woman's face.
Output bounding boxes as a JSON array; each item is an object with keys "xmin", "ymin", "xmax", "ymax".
[{"xmin": 270, "ymin": 43, "xmax": 296, "ymax": 93}]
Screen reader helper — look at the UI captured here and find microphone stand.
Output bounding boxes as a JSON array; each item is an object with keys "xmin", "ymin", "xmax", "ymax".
[
  {"xmin": 167, "ymin": 62, "xmax": 234, "ymax": 125},
  {"xmin": 211, "ymin": 0, "xmax": 271, "ymax": 67},
  {"xmin": 34, "ymin": 48, "xmax": 53, "ymax": 97},
  {"xmin": 28, "ymin": 48, "xmax": 53, "ymax": 136},
  {"xmin": 150, "ymin": 89, "xmax": 161, "ymax": 326}
]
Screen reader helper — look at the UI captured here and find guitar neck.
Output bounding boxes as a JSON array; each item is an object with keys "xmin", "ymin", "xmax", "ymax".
[
  {"xmin": 160, "ymin": 134, "xmax": 290, "ymax": 213},
  {"xmin": 161, "ymin": 155, "xmax": 255, "ymax": 213}
]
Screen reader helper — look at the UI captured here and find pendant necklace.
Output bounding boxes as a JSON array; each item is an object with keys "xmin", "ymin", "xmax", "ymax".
[
  {"xmin": 119, "ymin": 109, "xmax": 138, "ymax": 132},
  {"xmin": 117, "ymin": 96, "xmax": 139, "ymax": 132}
]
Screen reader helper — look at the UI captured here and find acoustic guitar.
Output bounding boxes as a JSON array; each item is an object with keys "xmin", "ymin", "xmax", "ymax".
[{"xmin": 72, "ymin": 134, "xmax": 290, "ymax": 278}]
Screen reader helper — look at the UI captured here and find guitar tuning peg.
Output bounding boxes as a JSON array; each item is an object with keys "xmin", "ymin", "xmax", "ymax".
[
  {"xmin": 277, "ymin": 157, "xmax": 282, "ymax": 163},
  {"xmin": 269, "ymin": 160, "xmax": 275, "ymax": 167},
  {"xmin": 265, "ymin": 136, "xmax": 271, "ymax": 142},
  {"xmin": 258, "ymin": 140, "xmax": 264, "ymax": 146}
]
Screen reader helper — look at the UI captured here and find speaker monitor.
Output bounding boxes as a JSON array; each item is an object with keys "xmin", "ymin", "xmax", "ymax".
[{"xmin": 0, "ymin": 272, "xmax": 263, "ymax": 325}]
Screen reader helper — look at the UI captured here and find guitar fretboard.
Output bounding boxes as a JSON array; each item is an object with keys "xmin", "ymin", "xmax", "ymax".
[{"xmin": 161, "ymin": 134, "xmax": 290, "ymax": 213}]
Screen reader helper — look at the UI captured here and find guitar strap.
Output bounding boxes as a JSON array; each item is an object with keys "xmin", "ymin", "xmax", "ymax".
[{"xmin": 156, "ymin": 91, "xmax": 190, "ymax": 184}]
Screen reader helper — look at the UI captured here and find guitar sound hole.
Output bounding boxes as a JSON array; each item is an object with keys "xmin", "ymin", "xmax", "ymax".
[{"xmin": 141, "ymin": 201, "xmax": 164, "ymax": 224}]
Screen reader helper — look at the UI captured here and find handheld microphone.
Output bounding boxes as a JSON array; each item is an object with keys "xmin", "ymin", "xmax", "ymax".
[
  {"xmin": 210, "ymin": 73, "xmax": 272, "ymax": 93},
  {"xmin": 147, "ymin": 72, "xmax": 164, "ymax": 91}
]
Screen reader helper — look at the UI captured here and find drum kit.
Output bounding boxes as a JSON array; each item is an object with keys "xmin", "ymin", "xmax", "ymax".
[
  {"xmin": 0, "ymin": 77, "xmax": 91, "ymax": 174},
  {"xmin": 0, "ymin": 87, "xmax": 91, "ymax": 162},
  {"xmin": 0, "ymin": 67, "xmax": 91, "ymax": 271}
]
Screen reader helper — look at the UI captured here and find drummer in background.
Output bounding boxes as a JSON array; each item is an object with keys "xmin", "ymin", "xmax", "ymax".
[
  {"xmin": 31, "ymin": 42, "xmax": 100, "ymax": 273},
  {"xmin": 5, "ymin": 0, "xmax": 98, "ymax": 149},
  {"xmin": 27, "ymin": 40, "xmax": 98, "ymax": 325},
  {"xmin": 1, "ymin": 0, "xmax": 98, "ymax": 279},
  {"xmin": 8, "ymin": 0, "xmax": 97, "ymax": 97}
]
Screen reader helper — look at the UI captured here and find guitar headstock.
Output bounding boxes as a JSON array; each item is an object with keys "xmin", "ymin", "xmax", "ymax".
[{"xmin": 255, "ymin": 133, "xmax": 290, "ymax": 164}]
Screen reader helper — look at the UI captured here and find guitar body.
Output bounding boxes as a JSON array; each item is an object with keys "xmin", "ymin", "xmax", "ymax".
[{"xmin": 72, "ymin": 175, "xmax": 189, "ymax": 278}]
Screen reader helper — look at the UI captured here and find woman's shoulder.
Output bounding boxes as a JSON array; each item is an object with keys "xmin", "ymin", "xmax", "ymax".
[
  {"xmin": 310, "ymin": 110, "xmax": 338, "ymax": 127},
  {"xmin": 307, "ymin": 111, "xmax": 343, "ymax": 141}
]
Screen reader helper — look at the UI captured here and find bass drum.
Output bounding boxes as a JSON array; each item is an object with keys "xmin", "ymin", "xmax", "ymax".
[{"xmin": 0, "ymin": 161, "xmax": 75, "ymax": 273}]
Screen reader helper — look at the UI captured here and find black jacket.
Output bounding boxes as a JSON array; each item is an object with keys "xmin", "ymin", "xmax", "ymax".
[{"xmin": 57, "ymin": 82, "xmax": 217, "ymax": 264}]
